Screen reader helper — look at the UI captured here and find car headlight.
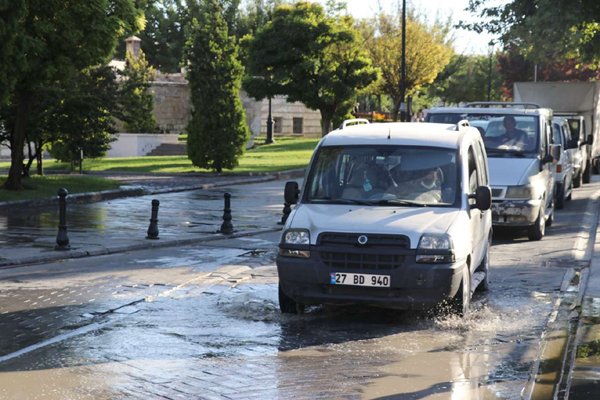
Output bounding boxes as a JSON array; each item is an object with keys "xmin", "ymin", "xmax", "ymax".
[
  {"xmin": 283, "ymin": 229, "xmax": 310, "ymax": 245},
  {"xmin": 505, "ymin": 184, "xmax": 541, "ymax": 199},
  {"xmin": 416, "ymin": 234, "xmax": 455, "ymax": 263}
]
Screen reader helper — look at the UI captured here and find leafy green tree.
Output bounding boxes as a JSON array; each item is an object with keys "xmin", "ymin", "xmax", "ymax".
[
  {"xmin": 120, "ymin": 50, "xmax": 158, "ymax": 133},
  {"xmin": 362, "ymin": 10, "xmax": 453, "ymax": 121},
  {"xmin": 461, "ymin": 0, "xmax": 600, "ymax": 63},
  {"xmin": 244, "ymin": 2, "xmax": 378, "ymax": 137},
  {"xmin": 184, "ymin": 0, "xmax": 249, "ymax": 172},
  {"xmin": 48, "ymin": 66, "xmax": 121, "ymax": 169},
  {"xmin": 427, "ymin": 54, "xmax": 503, "ymax": 105},
  {"xmin": 235, "ymin": 0, "xmax": 288, "ymax": 38},
  {"xmin": 2, "ymin": 0, "xmax": 144, "ymax": 190},
  {"xmin": 0, "ymin": 1, "xmax": 27, "ymax": 106}
]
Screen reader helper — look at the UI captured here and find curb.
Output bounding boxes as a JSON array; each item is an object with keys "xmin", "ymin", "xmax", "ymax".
[
  {"xmin": 0, "ymin": 227, "xmax": 282, "ymax": 269},
  {"xmin": 0, "ymin": 170, "xmax": 305, "ymax": 210},
  {"xmin": 0, "ymin": 168, "xmax": 306, "ymax": 179}
]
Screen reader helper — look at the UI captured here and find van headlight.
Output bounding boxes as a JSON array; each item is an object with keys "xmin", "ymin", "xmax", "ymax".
[
  {"xmin": 283, "ymin": 229, "xmax": 310, "ymax": 245},
  {"xmin": 416, "ymin": 234, "xmax": 455, "ymax": 263},
  {"xmin": 506, "ymin": 184, "xmax": 541, "ymax": 199}
]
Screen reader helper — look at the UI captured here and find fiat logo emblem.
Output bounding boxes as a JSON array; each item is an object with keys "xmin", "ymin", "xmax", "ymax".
[{"xmin": 358, "ymin": 235, "xmax": 368, "ymax": 245}]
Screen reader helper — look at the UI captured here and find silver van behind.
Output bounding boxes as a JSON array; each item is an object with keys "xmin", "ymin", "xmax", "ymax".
[{"xmin": 426, "ymin": 102, "xmax": 561, "ymax": 241}]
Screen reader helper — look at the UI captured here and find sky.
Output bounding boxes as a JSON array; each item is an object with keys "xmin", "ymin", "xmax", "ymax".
[{"xmin": 313, "ymin": 0, "xmax": 501, "ymax": 55}]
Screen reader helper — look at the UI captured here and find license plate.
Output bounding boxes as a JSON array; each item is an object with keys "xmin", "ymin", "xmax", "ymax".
[{"xmin": 331, "ymin": 272, "xmax": 390, "ymax": 287}]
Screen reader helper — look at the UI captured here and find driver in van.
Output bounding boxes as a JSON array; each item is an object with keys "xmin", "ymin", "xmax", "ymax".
[{"xmin": 499, "ymin": 116, "xmax": 528, "ymax": 149}]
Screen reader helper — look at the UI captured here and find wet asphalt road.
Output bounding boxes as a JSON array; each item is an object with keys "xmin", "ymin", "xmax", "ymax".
[{"xmin": 0, "ymin": 179, "xmax": 599, "ymax": 399}]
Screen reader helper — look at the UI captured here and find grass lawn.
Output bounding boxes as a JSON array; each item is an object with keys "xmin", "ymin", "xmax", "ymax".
[
  {"xmin": 0, "ymin": 175, "xmax": 121, "ymax": 202},
  {"xmin": 0, "ymin": 137, "xmax": 320, "ymax": 174}
]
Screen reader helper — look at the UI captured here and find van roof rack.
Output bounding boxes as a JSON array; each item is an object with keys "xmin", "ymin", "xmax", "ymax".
[
  {"xmin": 340, "ymin": 118, "xmax": 370, "ymax": 129},
  {"xmin": 465, "ymin": 102, "xmax": 542, "ymax": 109}
]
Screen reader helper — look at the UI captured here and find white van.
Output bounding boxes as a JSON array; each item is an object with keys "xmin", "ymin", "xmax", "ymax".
[
  {"xmin": 277, "ymin": 122, "xmax": 492, "ymax": 316},
  {"xmin": 426, "ymin": 103, "xmax": 562, "ymax": 241}
]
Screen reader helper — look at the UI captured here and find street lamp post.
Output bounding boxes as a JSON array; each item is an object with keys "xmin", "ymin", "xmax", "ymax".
[
  {"xmin": 400, "ymin": 0, "xmax": 406, "ymax": 122},
  {"xmin": 487, "ymin": 40, "xmax": 494, "ymax": 102},
  {"xmin": 266, "ymin": 96, "xmax": 274, "ymax": 144}
]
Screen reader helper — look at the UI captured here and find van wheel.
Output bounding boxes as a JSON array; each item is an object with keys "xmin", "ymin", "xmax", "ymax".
[
  {"xmin": 449, "ymin": 268, "xmax": 471, "ymax": 317},
  {"xmin": 528, "ymin": 206, "xmax": 546, "ymax": 241},
  {"xmin": 556, "ymin": 181, "xmax": 565, "ymax": 209},
  {"xmin": 545, "ymin": 201, "xmax": 555, "ymax": 227},
  {"xmin": 475, "ymin": 245, "xmax": 490, "ymax": 292},
  {"xmin": 574, "ymin": 171, "xmax": 582, "ymax": 188},
  {"xmin": 279, "ymin": 283, "xmax": 305, "ymax": 314},
  {"xmin": 583, "ymin": 162, "xmax": 592, "ymax": 184}
]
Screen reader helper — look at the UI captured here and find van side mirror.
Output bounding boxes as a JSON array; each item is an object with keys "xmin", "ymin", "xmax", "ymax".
[
  {"xmin": 284, "ymin": 181, "xmax": 300, "ymax": 205},
  {"xmin": 470, "ymin": 186, "xmax": 492, "ymax": 211},
  {"xmin": 550, "ymin": 144, "xmax": 561, "ymax": 163},
  {"xmin": 585, "ymin": 134, "xmax": 593, "ymax": 145}
]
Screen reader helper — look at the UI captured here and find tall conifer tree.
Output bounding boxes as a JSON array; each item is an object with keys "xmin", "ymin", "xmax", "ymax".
[{"xmin": 184, "ymin": 0, "xmax": 249, "ymax": 172}]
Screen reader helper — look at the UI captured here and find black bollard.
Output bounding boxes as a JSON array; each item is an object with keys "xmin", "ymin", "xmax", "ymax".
[
  {"xmin": 147, "ymin": 199, "xmax": 160, "ymax": 239},
  {"xmin": 277, "ymin": 202, "xmax": 292, "ymax": 225},
  {"xmin": 55, "ymin": 188, "xmax": 70, "ymax": 251},
  {"xmin": 219, "ymin": 192, "xmax": 234, "ymax": 235}
]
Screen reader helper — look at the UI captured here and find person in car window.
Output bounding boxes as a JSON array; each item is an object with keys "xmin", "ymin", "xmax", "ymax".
[
  {"xmin": 391, "ymin": 167, "xmax": 443, "ymax": 203},
  {"xmin": 499, "ymin": 116, "xmax": 528, "ymax": 150}
]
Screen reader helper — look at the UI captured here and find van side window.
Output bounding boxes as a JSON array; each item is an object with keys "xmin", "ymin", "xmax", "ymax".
[
  {"xmin": 468, "ymin": 146, "xmax": 478, "ymax": 204},
  {"xmin": 541, "ymin": 123, "xmax": 548, "ymax": 156}
]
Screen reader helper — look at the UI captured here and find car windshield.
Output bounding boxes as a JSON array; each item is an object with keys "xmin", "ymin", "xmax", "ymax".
[
  {"xmin": 427, "ymin": 113, "xmax": 540, "ymax": 157},
  {"xmin": 306, "ymin": 146, "xmax": 459, "ymax": 207}
]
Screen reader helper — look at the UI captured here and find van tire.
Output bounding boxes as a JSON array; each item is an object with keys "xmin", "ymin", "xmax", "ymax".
[
  {"xmin": 583, "ymin": 162, "xmax": 592, "ymax": 184},
  {"xmin": 475, "ymin": 245, "xmax": 490, "ymax": 292},
  {"xmin": 574, "ymin": 171, "xmax": 582, "ymax": 188},
  {"xmin": 279, "ymin": 283, "xmax": 305, "ymax": 314},
  {"xmin": 556, "ymin": 181, "xmax": 565, "ymax": 209},
  {"xmin": 528, "ymin": 206, "xmax": 545, "ymax": 241},
  {"xmin": 449, "ymin": 268, "xmax": 471, "ymax": 316}
]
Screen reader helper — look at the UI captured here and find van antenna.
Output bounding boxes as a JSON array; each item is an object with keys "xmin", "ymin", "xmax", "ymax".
[{"xmin": 388, "ymin": 128, "xmax": 391, "ymax": 140}]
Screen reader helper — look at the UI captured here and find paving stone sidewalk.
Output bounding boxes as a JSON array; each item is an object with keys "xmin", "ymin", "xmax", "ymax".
[{"xmin": 0, "ymin": 179, "xmax": 299, "ymax": 267}]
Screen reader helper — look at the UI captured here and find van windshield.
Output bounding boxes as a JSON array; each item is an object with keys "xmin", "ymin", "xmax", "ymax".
[
  {"xmin": 427, "ymin": 113, "xmax": 540, "ymax": 157},
  {"xmin": 306, "ymin": 146, "xmax": 460, "ymax": 207}
]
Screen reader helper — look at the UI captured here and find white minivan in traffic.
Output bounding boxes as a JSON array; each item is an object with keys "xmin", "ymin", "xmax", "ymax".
[{"xmin": 277, "ymin": 122, "xmax": 492, "ymax": 316}]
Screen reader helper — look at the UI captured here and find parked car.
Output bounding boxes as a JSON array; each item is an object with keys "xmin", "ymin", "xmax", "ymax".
[
  {"xmin": 426, "ymin": 102, "xmax": 561, "ymax": 241},
  {"xmin": 563, "ymin": 115, "xmax": 588, "ymax": 188},
  {"xmin": 277, "ymin": 121, "xmax": 492, "ymax": 316},
  {"xmin": 553, "ymin": 117, "xmax": 575, "ymax": 209}
]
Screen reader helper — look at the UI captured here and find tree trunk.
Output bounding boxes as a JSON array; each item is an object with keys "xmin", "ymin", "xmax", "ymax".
[
  {"xmin": 320, "ymin": 109, "xmax": 335, "ymax": 138},
  {"xmin": 392, "ymin": 98, "xmax": 401, "ymax": 122},
  {"xmin": 4, "ymin": 91, "xmax": 32, "ymax": 190},
  {"xmin": 23, "ymin": 140, "xmax": 34, "ymax": 178},
  {"xmin": 36, "ymin": 140, "xmax": 44, "ymax": 176}
]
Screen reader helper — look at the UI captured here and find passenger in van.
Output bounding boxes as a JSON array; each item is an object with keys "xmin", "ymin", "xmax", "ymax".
[
  {"xmin": 389, "ymin": 167, "xmax": 443, "ymax": 203},
  {"xmin": 498, "ymin": 116, "xmax": 528, "ymax": 150}
]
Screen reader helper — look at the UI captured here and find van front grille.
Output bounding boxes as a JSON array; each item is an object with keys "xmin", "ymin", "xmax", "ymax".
[
  {"xmin": 319, "ymin": 251, "xmax": 404, "ymax": 270},
  {"xmin": 318, "ymin": 233, "xmax": 410, "ymax": 248}
]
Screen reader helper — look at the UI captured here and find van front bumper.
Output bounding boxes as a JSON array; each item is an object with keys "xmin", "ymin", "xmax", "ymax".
[
  {"xmin": 277, "ymin": 249, "xmax": 466, "ymax": 310},
  {"xmin": 491, "ymin": 199, "xmax": 542, "ymax": 227}
]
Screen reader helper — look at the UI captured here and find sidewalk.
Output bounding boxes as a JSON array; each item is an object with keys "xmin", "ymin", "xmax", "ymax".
[
  {"xmin": 0, "ymin": 179, "xmax": 298, "ymax": 267},
  {"xmin": 568, "ymin": 208, "xmax": 600, "ymax": 398}
]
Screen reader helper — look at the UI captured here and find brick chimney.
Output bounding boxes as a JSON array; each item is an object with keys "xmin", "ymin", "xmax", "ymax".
[{"xmin": 125, "ymin": 36, "xmax": 141, "ymax": 58}]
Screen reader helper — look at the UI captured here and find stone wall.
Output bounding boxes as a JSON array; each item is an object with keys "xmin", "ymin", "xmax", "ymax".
[{"xmin": 107, "ymin": 133, "xmax": 180, "ymax": 157}]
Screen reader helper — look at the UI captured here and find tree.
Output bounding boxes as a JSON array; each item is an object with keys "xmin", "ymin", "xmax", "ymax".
[
  {"xmin": 2, "ymin": 0, "xmax": 144, "ymax": 191},
  {"xmin": 362, "ymin": 11, "xmax": 453, "ymax": 121},
  {"xmin": 234, "ymin": 0, "xmax": 288, "ymax": 38},
  {"xmin": 0, "ymin": 1, "xmax": 27, "ymax": 106},
  {"xmin": 48, "ymin": 66, "xmax": 121, "ymax": 169},
  {"xmin": 461, "ymin": 0, "xmax": 600, "ymax": 63},
  {"xmin": 184, "ymin": 0, "xmax": 249, "ymax": 172},
  {"xmin": 120, "ymin": 50, "xmax": 158, "ymax": 133},
  {"xmin": 244, "ymin": 2, "xmax": 378, "ymax": 137},
  {"xmin": 496, "ymin": 50, "xmax": 600, "ymax": 99},
  {"xmin": 427, "ymin": 53, "xmax": 503, "ymax": 105}
]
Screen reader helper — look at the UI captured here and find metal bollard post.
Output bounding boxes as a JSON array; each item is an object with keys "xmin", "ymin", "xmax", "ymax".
[
  {"xmin": 147, "ymin": 199, "xmax": 160, "ymax": 239},
  {"xmin": 277, "ymin": 202, "xmax": 292, "ymax": 225},
  {"xmin": 55, "ymin": 188, "xmax": 70, "ymax": 251},
  {"xmin": 219, "ymin": 192, "xmax": 234, "ymax": 235}
]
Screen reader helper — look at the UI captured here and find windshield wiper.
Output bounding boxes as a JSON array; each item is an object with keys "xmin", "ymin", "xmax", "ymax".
[
  {"xmin": 312, "ymin": 197, "xmax": 373, "ymax": 205},
  {"xmin": 485, "ymin": 149, "xmax": 529, "ymax": 158},
  {"xmin": 373, "ymin": 199, "xmax": 429, "ymax": 207}
]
